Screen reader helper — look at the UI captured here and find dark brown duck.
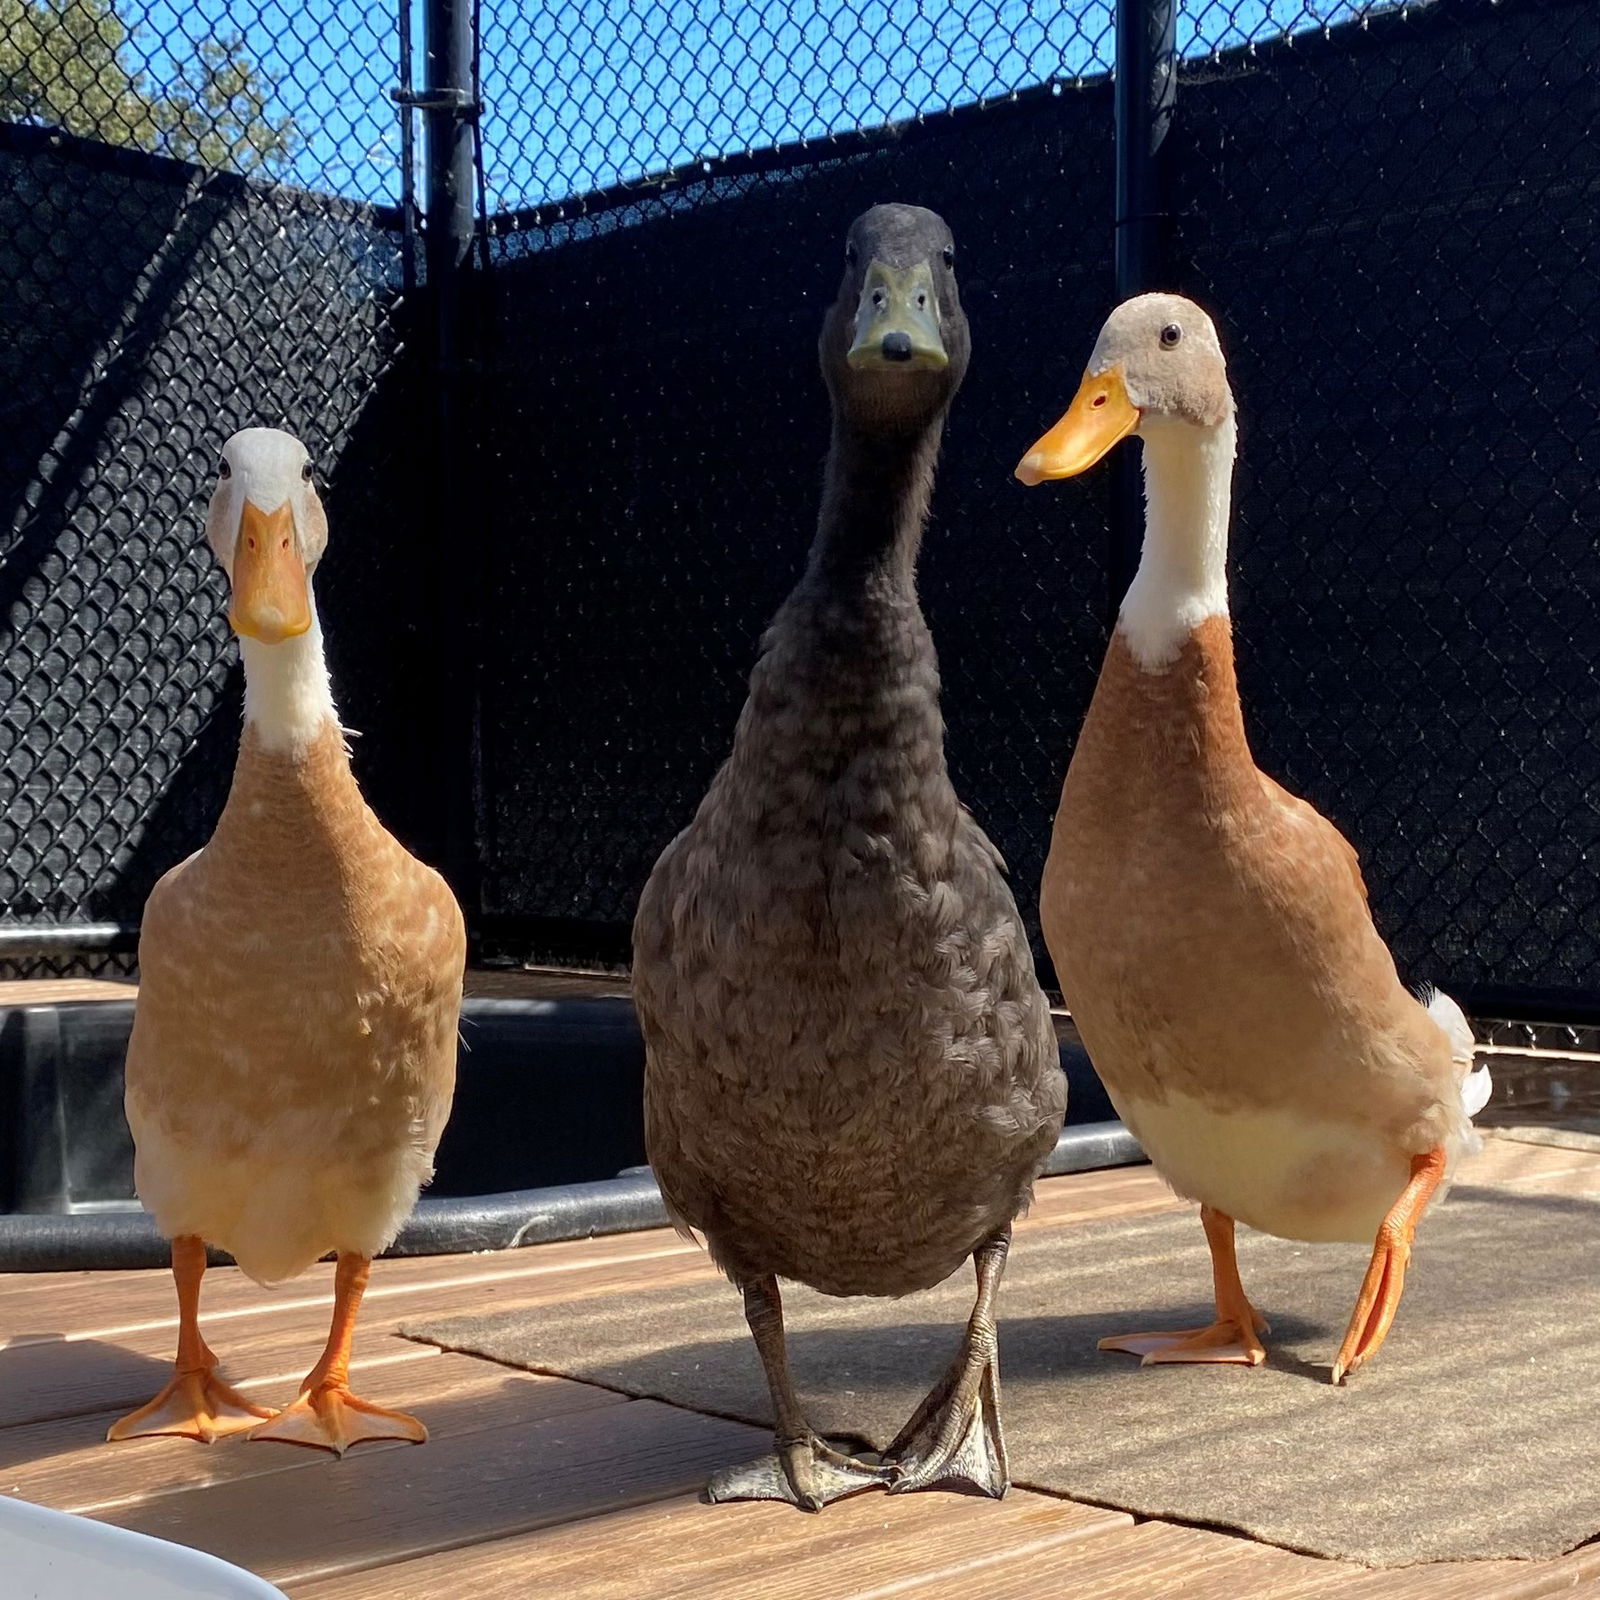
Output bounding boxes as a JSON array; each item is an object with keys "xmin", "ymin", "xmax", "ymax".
[{"xmin": 633, "ymin": 202, "xmax": 1066, "ymax": 1511}]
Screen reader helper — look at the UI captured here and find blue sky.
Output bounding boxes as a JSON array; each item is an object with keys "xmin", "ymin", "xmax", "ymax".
[{"xmin": 116, "ymin": 0, "xmax": 1371, "ymax": 210}]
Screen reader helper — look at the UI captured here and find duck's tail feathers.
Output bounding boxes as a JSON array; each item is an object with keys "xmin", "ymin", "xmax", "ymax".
[{"xmin": 1421, "ymin": 986, "xmax": 1492, "ymax": 1121}]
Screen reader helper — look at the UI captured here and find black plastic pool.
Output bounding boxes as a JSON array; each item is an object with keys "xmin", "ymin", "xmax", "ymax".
[{"xmin": 0, "ymin": 994, "xmax": 1139, "ymax": 1270}]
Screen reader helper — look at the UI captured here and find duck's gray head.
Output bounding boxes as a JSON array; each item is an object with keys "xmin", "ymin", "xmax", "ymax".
[{"xmin": 821, "ymin": 203, "xmax": 969, "ymax": 430}]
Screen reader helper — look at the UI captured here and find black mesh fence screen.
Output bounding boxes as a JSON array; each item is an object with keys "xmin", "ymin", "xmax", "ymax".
[
  {"xmin": 3, "ymin": 0, "xmax": 1599, "ymax": 1012},
  {"xmin": 473, "ymin": 95, "xmax": 1115, "ymax": 948},
  {"xmin": 0, "ymin": 133, "xmax": 427, "ymax": 960},
  {"xmin": 1172, "ymin": 0, "xmax": 1600, "ymax": 1010}
]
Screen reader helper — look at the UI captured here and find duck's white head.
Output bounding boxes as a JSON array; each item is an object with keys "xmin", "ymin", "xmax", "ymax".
[
  {"xmin": 205, "ymin": 427, "xmax": 329, "ymax": 645},
  {"xmin": 1014, "ymin": 294, "xmax": 1232, "ymax": 484},
  {"xmin": 1016, "ymin": 295, "xmax": 1239, "ymax": 670}
]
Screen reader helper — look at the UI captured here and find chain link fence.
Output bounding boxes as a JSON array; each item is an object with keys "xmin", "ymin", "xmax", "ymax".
[
  {"xmin": 0, "ymin": 0, "xmax": 430, "ymax": 977},
  {"xmin": 3, "ymin": 0, "xmax": 1598, "ymax": 1012},
  {"xmin": 471, "ymin": 0, "xmax": 1123, "ymax": 961},
  {"xmin": 1173, "ymin": 0, "xmax": 1600, "ymax": 1012},
  {"xmin": 472, "ymin": 95, "xmax": 1118, "ymax": 962}
]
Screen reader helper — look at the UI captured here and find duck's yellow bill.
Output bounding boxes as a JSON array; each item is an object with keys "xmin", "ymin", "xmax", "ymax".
[
  {"xmin": 229, "ymin": 501, "xmax": 311, "ymax": 644},
  {"xmin": 1015, "ymin": 364, "xmax": 1140, "ymax": 484}
]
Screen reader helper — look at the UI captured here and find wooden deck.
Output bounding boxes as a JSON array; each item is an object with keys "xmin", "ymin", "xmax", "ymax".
[
  {"xmin": 4, "ymin": 972, "xmax": 1600, "ymax": 1594},
  {"xmin": 2, "ymin": 1137, "xmax": 1598, "ymax": 1597}
]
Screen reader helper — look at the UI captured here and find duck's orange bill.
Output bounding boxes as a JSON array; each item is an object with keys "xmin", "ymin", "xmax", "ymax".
[
  {"xmin": 1014, "ymin": 364, "xmax": 1140, "ymax": 485},
  {"xmin": 229, "ymin": 501, "xmax": 311, "ymax": 644}
]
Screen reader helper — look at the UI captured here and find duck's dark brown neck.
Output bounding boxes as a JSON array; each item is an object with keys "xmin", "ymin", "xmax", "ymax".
[
  {"xmin": 805, "ymin": 413, "xmax": 945, "ymax": 595},
  {"xmin": 729, "ymin": 404, "xmax": 953, "ymax": 833}
]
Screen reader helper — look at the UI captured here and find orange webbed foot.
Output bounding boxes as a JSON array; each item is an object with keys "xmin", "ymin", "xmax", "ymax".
[
  {"xmin": 1100, "ymin": 1205, "xmax": 1270, "ymax": 1367},
  {"xmin": 107, "ymin": 1366, "xmax": 274, "ymax": 1444},
  {"xmin": 1099, "ymin": 1309, "xmax": 1269, "ymax": 1367},
  {"xmin": 251, "ymin": 1382, "xmax": 427, "ymax": 1457}
]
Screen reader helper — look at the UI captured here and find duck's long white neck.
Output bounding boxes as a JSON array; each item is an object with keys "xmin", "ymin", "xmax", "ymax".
[
  {"xmin": 239, "ymin": 593, "xmax": 339, "ymax": 755},
  {"xmin": 1116, "ymin": 412, "xmax": 1237, "ymax": 671}
]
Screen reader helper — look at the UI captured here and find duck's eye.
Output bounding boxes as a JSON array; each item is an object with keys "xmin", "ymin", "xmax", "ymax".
[
  {"xmin": 941, "ymin": 245, "xmax": 954, "ymax": 268},
  {"xmin": 218, "ymin": 458, "xmax": 231, "ymax": 480},
  {"xmin": 1160, "ymin": 323, "xmax": 1183, "ymax": 348},
  {"xmin": 301, "ymin": 461, "xmax": 314, "ymax": 482},
  {"xmin": 844, "ymin": 243, "xmax": 857, "ymax": 267}
]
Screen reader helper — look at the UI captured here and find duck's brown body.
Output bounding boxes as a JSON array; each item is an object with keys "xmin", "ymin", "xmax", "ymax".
[
  {"xmin": 637, "ymin": 570, "xmax": 1063, "ymax": 1299},
  {"xmin": 108, "ymin": 426, "xmax": 466, "ymax": 1453},
  {"xmin": 1043, "ymin": 613, "xmax": 1471, "ymax": 1246},
  {"xmin": 127, "ymin": 722, "xmax": 465, "ymax": 1287}
]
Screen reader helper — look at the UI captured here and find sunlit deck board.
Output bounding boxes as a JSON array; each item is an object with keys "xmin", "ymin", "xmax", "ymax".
[
  {"xmin": 292, "ymin": 1489, "xmax": 1136, "ymax": 1600},
  {"xmin": 0, "ymin": 966, "xmax": 632, "ymax": 1009},
  {"xmin": 0, "ymin": 977, "xmax": 137, "ymax": 1004},
  {"xmin": 3, "ymin": 1147, "xmax": 1597, "ymax": 1596}
]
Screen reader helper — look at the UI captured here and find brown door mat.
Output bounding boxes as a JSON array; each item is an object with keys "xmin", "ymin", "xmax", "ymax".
[{"xmin": 402, "ymin": 1182, "xmax": 1600, "ymax": 1566}]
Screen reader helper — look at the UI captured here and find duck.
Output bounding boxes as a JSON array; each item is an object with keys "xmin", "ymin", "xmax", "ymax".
[
  {"xmin": 1015, "ymin": 294, "xmax": 1490, "ymax": 1382},
  {"xmin": 107, "ymin": 427, "xmax": 466, "ymax": 1452},
  {"xmin": 634, "ymin": 203, "xmax": 1066, "ymax": 1510}
]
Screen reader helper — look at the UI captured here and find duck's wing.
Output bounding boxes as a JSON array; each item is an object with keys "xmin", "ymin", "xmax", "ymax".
[
  {"xmin": 1259, "ymin": 771, "xmax": 1370, "ymax": 909},
  {"xmin": 633, "ymin": 817, "xmax": 730, "ymax": 1243},
  {"xmin": 122, "ymin": 854, "xmax": 208, "ymax": 1105},
  {"xmin": 950, "ymin": 808, "xmax": 1068, "ymax": 1142},
  {"xmin": 385, "ymin": 852, "xmax": 468, "ymax": 1148},
  {"xmin": 1257, "ymin": 769, "xmax": 1490, "ymax": 1125}
]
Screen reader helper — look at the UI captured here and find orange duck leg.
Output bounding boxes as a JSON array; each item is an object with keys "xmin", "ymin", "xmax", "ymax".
[
  {"xmin": 1331, "ymin": 1147, "xmax": 1447, "ymax": 1384},
  {"xmin": 1099, "ymin": 1205, "xmax": 1270, "ymax": 1367},
  {"xmin": 107, "ymin": 1235, "xmax": 274, "ymax": 1443},
  {"xmin": 251, "ymin": 1253, "xmax": 427, "ymax": 1456}
]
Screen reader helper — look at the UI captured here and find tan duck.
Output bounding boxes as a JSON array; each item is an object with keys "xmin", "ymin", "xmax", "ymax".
[
  {"xmin": 1016, "ymin": 294, "xmax": 1489, "ymax": 1381},
  {"xmin": 635, "ymin": 204, "xmax": 1066, "ymax": 1510},
  {"xmin": 108, "ymin": 428, "xmax": 465, "ymax": 1452}
]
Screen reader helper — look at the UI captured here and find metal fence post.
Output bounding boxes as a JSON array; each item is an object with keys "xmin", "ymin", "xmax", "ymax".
[
  {"xmin": 1109, "ymin": 0, "xmax": 1176, "ymax": 620},
  {"xmin": 420, "ymin": 0, "xmax": 482, "ymax": 915}
]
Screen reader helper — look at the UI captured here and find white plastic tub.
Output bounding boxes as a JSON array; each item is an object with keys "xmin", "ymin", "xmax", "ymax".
[{"xmin": 0, "ymin": 1494, "xmax": 286, "ymax": 1600}]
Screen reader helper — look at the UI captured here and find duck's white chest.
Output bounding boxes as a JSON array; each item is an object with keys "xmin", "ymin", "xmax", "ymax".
[{"xmin": 1113, "ymin": 1089, "xmax": 1410, "ymax": 1243}]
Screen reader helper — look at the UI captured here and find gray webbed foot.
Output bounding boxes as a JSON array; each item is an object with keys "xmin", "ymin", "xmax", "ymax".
[
  {"xmin": 707, "ymin": 1432, "xmax": 889, "ymax": 1511},
  {"xmin": 882, "ymin": 1346, "xmax": 1007, "ymax": 1498},
  {"xmin": 882, "ymin": 1226, "xmax": 1012, "ymax": 1499}
]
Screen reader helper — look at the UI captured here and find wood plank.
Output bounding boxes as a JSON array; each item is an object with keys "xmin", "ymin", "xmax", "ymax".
[
  {"xmin": 461, "ymin": 967, "xmax": 630, "ymax": 1000},
  {"xmin": 8, "ymin": 1148, "xmax": 1587, "ymax": 1434},
  {"xmin": 1, "ymin": 1144, "xmax": 1594, "ymax": 1599},
  {"xmin": 849, "ymin": 1512, "xmax": 1600, "ymax": 1600},
  {"xmin": 0, "ymin": 978, "xmax": 136, "ymax": 1004},
  {"xmin": 102, "ymin": 1399, "xmax": 767, "ymax": 1588},
  {"xmin": 1324, "ymin": 1544, "xmax": 1600, "ymax": 1600},
  {"xmin": 0, "ymin": 1164, "xmax": 1174, "ymax": 1435},
  {"xmin": 0, "ymin": 1236, "xmax": 710, "ymax": 1350},
  {"xmin": 0, "ymin": 1163, "xmax": 1171, "ymax": 1335},
  {"xmin": 1, "ymin": 1356, "xmax": 623, "ymax": 1515},
  {"xmin": 290, "ymin": 1487, "xmax": 1131, "ymax": 1600},
  {"xmin": 1467, "ymin": 1135, "xmax": 1600, "ymax": 1189},
  {"xmin": 1023, "ymin": 1170, "xmax": 1179, "ymax": 1228},
  {"xmin": 859, "ymin": 1520, "xmax": 1345, "ymax": 1600},
  {"xmin": 0, "ymin": 1249, "xmax": 721, "ymax": 1430},
  {"xmin": 291, "ymin": 1484, "xmax": 1126, "ymax": 1600},
  {"xmin": 289, "ymin": 1487, "xmax": 1600, "ymax": 1600},
  {"xmin": 0, "ymin": 1326, "xmax": 436, "ymax": 1435},
  {"xmin": 0, "ymin": 1224, "xmax": 705, "ymax": 1320}
]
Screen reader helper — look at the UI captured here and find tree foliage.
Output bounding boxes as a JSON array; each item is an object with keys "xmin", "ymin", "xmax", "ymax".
[{"xmin": 0, "ymin": 0, "xmax": 295, "ymax": 174}]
